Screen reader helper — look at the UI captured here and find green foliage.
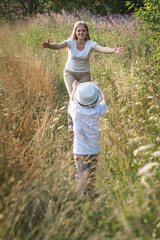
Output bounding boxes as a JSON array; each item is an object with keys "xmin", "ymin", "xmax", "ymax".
[
  {"xmin": 126, "ymin": 0, "xmax": 160, "ymax": 64},
  {"xmin": 0, "ymin": 0, "xmax": 144, "ymax": 21},
  {"xmin": 136, "ymin": 0, "xmax": 159, "ymax": 41},
  {"xmin": 0, "ymin": 0, "xmax": 48, "ymax": 19}
]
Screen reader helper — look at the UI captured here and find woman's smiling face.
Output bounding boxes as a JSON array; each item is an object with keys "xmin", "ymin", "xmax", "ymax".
[{"xmin": 76, "ymin": 25, "xmax": 88, "ymax": 40}]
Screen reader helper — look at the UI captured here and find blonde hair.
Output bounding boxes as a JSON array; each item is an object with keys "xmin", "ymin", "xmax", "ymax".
[{"xmin": 71, "ymin": 21, "xmax": 91, "ymax": 41}]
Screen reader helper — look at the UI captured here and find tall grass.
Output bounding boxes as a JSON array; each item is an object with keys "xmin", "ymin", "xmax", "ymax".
[{"xmin": 0, "ymin": 10, "xmax": 160, "ymax": 240}]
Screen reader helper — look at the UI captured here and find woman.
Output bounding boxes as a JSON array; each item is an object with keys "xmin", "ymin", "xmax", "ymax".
[{"xmin": 42, "ymin": 21, "xmax": 124, "ymax": 131}]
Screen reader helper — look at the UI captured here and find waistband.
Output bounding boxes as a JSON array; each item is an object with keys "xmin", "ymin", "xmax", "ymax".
[{"xmin": 64, "ymin": 69, "xmax": 90, "ymax": 76}]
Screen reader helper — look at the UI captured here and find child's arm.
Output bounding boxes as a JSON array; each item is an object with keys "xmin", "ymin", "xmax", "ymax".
[
  {"xmin": 69, "ymin": 80, "xmax": 79, "ymax": 103},
  {"xmin": 42, "ymin": 39, "xmax": 68, "ymax": 49},
  {"xmin": 93, "ymin": 82, "xmax": 110, "ymax": 105},
  {"xmin": 99, "ymin": 88, "xmax": 110, "ymax": 105}
]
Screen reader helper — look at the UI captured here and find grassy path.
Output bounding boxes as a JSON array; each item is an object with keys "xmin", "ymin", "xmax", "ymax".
[{"xmin": 0, "ymin": 13, "xmax": 160, "ymax": 239}]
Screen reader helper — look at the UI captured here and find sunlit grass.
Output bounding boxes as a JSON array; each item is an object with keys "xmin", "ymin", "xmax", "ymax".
[{"xmin": 0, "ymin": 9, "xmax": 160, "ymax": 240}]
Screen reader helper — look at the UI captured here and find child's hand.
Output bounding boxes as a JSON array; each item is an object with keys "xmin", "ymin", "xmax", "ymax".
[
  {"xmin": 93, "ymin": 82, "xmax": 101, "ymax": 88},
  {"xmin": 42, "ymin": 39, "xmax": 50, "ymax": 48}
]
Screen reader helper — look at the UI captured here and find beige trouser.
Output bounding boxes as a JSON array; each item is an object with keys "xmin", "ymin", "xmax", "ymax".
[
  {"xmin": 64, "ymin": 70, "xmax": 91, "ymax": 96},
  {"xmin": 64, "ymin": 70, "xmax": 91, "ymax": 126}
]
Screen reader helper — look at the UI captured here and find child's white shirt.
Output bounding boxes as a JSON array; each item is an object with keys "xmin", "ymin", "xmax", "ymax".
[
  {"xmin": 68, "ymin": 100, "xmax": 107, "ymax": 155},
  {"xmin": 65, "ymin": 39, "xmax": 97, "ymax": 72}
]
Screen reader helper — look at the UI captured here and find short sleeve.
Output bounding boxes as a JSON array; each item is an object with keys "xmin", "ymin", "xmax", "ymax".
[
  {"xmin": 96, "ymin": 101, "xmax": 107, "ymax": 116},
  {"xmin": 90, "ymin": 40, "xmax": 97, "ymax": 48},
  {"xmin": 65, "ymin": 38, "xmax": 73, "ymax": 48}
]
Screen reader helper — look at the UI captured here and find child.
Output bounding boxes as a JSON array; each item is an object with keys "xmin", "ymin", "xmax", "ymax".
[{"xmin": 68, "ymin": 80, "xmax": 108, "ymax": 196}]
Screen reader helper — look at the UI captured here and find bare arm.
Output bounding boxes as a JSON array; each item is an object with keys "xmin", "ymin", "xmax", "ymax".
[
  {"xmin": 42, "ymin": 39, "xmax": 68, "ymax": 50},
  {"xmin": 70, "ymin": 80, "xmax": 79, "ymax": 102},
  {"xmin": 99, "ymin": 88, "xmax": 110, "ymax": 105},
  {"xmin": 93, "ymin": 42, "xmax": 125, "ymax": 55},
  {"xmin": 93, "ymin": 82, "xmax": 110, "ymax": 105}
]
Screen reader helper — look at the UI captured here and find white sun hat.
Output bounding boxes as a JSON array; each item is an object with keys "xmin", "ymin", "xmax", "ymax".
[{"xmin": 74, "ymin": 82, "xmax": 102, "ymax": 106}]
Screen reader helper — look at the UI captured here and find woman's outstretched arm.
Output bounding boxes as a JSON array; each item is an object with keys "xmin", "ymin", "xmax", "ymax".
[
  {"xmin": 42, "ymin": 39, "xmax": 68, "ymax": 49},
  {"xmin": 93, "ymin": 42, "xmax": 124, "ymax": 55}
]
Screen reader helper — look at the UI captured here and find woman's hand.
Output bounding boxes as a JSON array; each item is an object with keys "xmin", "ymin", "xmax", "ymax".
[
  {"xmin": 114, "ymin": 42, "xmax": 125, "ymax": 55},
  {"xmin": 42, "ymin": 39, "xmax": 50, "ymax": 48}
]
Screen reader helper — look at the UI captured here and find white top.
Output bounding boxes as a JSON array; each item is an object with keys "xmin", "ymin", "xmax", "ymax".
[
  {"xmin": 68, "ymin": 100, "xmax": 107, "ymax": 155},
  {"xmin": 65, "ymin": 39, "xmax": 97, "ymax": 72}
]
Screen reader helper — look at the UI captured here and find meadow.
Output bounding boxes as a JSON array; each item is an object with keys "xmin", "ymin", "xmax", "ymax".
[{"xmin": 0, "ymin": 10, "xmax": 160, "ymax": 240}]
